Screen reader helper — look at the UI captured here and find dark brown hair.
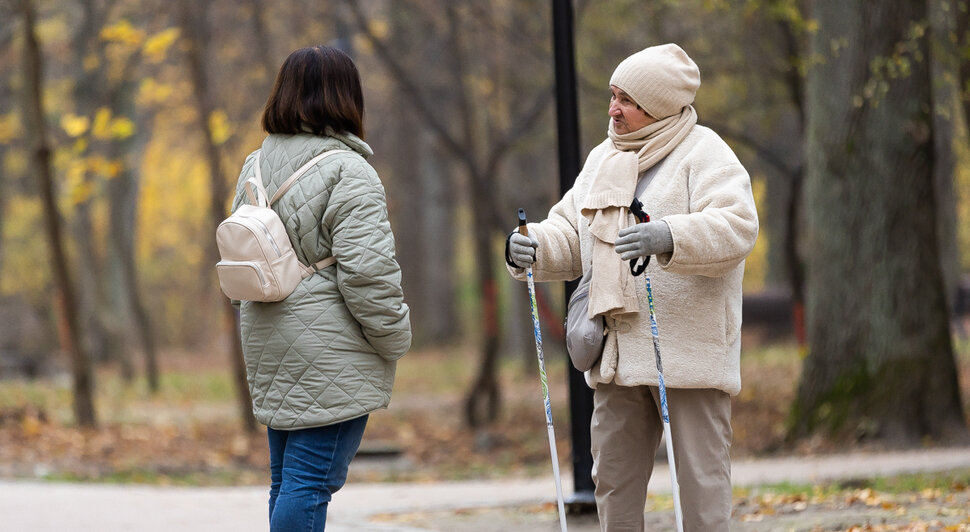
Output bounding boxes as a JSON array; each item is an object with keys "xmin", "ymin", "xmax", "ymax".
[{"xmin": 261, "ymin": 46, "xmax": 365, "ymax": 139}]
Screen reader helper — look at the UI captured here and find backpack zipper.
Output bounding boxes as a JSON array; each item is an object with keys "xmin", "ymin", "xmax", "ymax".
[
  {"xmin": 217, "ymin": 260, "xmax": 266, "ymax": 285},
  {"xmin": 238, "ymin": 214, "xmax": 283, "ymax": 257}
]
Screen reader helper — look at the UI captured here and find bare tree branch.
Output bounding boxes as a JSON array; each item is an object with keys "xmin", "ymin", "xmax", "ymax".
[
  {"xmin": 343, "ymin": 0, "xmax": 473, "ymax": 169},
  {"xmin": 345, "ymin": 0, "xmax": 553, "ymax": 232},
  {"xmin": 485, "ymin": 85, "xmax": 554, "ymax": 172}
]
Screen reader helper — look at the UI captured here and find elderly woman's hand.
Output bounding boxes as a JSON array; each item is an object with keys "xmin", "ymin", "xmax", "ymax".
[
  {"xmin": 614, "ymin": 221, "xmax": 673, "ymax": 260},
  {"xmin": 507, "ymin": 232, "xmax": 539, "ymax": 267}
]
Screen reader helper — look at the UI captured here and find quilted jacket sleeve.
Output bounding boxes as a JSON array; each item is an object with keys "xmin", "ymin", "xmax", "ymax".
[{"xmin": 326, "ymin": 158, "xmax": 412, "ymax": 361}]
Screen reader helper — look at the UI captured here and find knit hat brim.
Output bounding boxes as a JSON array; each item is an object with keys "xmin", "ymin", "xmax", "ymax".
[{"xmin": 610, "ymin": 43, "xmax": 700, "ymax": 120}]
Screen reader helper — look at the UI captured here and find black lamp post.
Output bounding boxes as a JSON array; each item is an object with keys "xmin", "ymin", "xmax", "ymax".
[{"xmin": 551, "ymin": 0, "xmax": 596, "ymax": 513}]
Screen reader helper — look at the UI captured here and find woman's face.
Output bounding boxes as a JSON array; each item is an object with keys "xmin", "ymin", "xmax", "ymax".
[{"xmin": 609, "ymin": 86, "xmax": 657, "ymax": 134}]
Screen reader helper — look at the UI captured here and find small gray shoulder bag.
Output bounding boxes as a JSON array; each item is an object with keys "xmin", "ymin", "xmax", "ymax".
[
  {"xmin": 565, "ymin": 165, "xmax": 659, "ymax": 371},
  {"xmin": 564, "ymin": 268, "xmax": 604, "ymax": 372}
]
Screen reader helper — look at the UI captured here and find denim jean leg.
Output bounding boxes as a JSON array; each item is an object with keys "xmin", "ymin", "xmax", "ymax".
[
  {"xmin": 269, "ymin": 415, "xmax": 369, "ymax": 532},
  {"xmin": 267, "ymin": 428, "xmax": 288, "ymax": 522}
]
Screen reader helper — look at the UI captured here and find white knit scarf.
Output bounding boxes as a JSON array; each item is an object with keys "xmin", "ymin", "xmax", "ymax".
[{"xmin": 581, "ymin": 106, "xmax": 697, "ymax": 319}]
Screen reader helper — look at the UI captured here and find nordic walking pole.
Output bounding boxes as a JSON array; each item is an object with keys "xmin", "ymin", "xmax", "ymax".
[
  {"xmin": 645, "ymin": 275, "xmax": 684, "ymax": 532},
  {"xmin": 518, "ymin": 208, "xmax": 568, "ymax": 532},
  {"xmin": 630, "ymin": 202, "xmax": 684, "ymax": 532}
]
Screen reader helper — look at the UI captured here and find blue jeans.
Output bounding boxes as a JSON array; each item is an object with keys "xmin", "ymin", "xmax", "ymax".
[{"xmin": 267, "ymin": 415, "xmax": 369, "ymax": 532}]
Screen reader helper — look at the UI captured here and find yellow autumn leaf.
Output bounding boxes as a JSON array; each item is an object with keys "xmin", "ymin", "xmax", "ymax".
[
  {"xmin": 65, "ymin": 158, "xmax": 87, "ymax": 187},
  {"xmin": 86, "ymin": 155, "xmax": 123, "ymax": 179},
  {"xmin": 136, "ymin": 78, "xmax": 175, "ymax": 106},
  {"xmin": 110, "ymin": 116, "xmax": 136, "ymax": 139},
  {"xmin": 73, "ymin": 138, "xmax": 88, "ymax": 154},
  {"xmin": 0, "ymin": 113, "xmax": 21, "ymax": 144},
  {"xmin": 69, "ymin": 180, "xmax": 96, "ymax": 206},
  {"xmin": 86, "ymin": 155, "xmax": 108, "ymax": 176},
  {"xmin": 100, "ymin": 19, "xmax": 145, "ymax": 46},
  {"xmin": 21, "ymin": 412, "xmax": 42, "ymax": 437},
  {"xmin": 92, "ymin": 107, "xmax": 113, "ymax": 139},
  {"xmin": 60, "ymin": 113, "xmax": 90, "ymax": 138},
  {"xmin": 62, "ymin": 158, "xmax": 96, "ymax": 206},
  {"xmin": 107, "ymin": 160, "xmax": 123, "ymax": 179},
  {"xmin": 209, "ymin": 110, "xmax": 231, "ymax": 146},
  {"xmin": 143, "ymin": 27, "xmax": 180, "ymax": 63},
  {"xmin": 88, "ymin": 107, "xmax": 135, "ymax": 140}
]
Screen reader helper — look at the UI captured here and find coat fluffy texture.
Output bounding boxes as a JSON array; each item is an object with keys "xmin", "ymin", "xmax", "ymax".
[
  {"xmin": 510, "ymin": 125, "xmax": 758, "ymax": 395},
  {"xmin": 232, "ymin": 133, "xmax": 411, "ymax": 429}
]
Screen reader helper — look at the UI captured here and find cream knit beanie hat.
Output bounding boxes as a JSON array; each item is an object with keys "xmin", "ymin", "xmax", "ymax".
[{"xmin": 610, "ymin": 43, "xmax": 700, "ymax": 120}]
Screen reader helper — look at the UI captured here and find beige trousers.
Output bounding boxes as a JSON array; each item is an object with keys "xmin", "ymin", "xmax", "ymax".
[{"xmin": 591, "ymin": 382, "xmax": 733, "ymax": 531}]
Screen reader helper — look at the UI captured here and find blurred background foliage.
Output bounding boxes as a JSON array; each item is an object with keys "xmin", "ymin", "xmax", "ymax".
[{"xmin": 0, "ymin": 0, "xmax": 968, "ymax": 445}]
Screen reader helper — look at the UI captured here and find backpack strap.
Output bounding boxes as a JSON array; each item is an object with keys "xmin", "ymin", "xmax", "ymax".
[
  {"xmin": 253, "ymin": 148, "xmax": 348, "ymax": 278},
  {"xmin": 245, "ymin": 152, "xmax": 270, "ymax": 207},
  {"xmin": 314, "ymin": 256, "xmax": 337, "ymax": 271},
  {"xmin": 299, "ymin": 255, "xmax": 337, "ymax": 278},
  {"xmin": 269, "ymin": 149, "xmax": 349, "ymax": 206}
]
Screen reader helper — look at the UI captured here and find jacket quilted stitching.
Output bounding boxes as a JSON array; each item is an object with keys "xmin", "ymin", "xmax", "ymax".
[{"xmin": 231, "ymin": 132, "xmax": 411, "ymax": 429}]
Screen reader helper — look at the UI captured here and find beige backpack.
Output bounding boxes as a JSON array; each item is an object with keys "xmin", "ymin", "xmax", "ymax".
[{"xmin": 215, "ymin": 149, "xmax": 346, "ymax": 302}]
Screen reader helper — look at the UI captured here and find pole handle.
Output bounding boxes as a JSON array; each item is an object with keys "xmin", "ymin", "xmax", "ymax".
[
  {"xmin": 629, "ymin": 199, "xmax": 650, "ymax": 276},
  {"xmin": 517, "ymin": 208, "xmax": 529, "ymax": 237}
]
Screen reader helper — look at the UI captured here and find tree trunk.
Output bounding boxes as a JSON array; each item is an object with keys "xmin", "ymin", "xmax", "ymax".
[
  {"xmin": 419, "ymin": 136, "xmax": 458, "ymax": 343},
  {"xmin": 386, "ymin": 64, "xmax": 427, "ymax": 344},
  {"xmin": 20, "ymin": 0, "xmax": 97, "ymax": 427},
  {"xmin": 107, "ymin": 109, "xmax": 159, "ymax": 392},
  {"xmin": 69, "ymin": 0, "xmax": 118, "ymax": 375},
  {"xmin": 248, "ymin": 0, "xmax": 277, "ymax": 79},
  {"xmin": 381, "ymin": 1, "xmax": 459, "ymax": 346},
  {"xmin": 179, "ymin": 0, "xmax": 256, "ymax": 432},
  {"xmin": 464, "ymin": 170, "xmax": 502, "ymax": 428},
  {"xmin": 441, "ymin": 4, "xmax": 503, "ymax": 429},
  {"xmin": 70, "ymin": 199, "xmax": 118, "ymax": 368},
  {"xmin": 381, "ymin": 2, "xmax": 458, "ymax": 346},
  {"xmin": 930, "ymin": 0, "xmax": 968, "ymax": 311},
  {"xmin": 792, "ymin": 0, "xmax": 967, "ymax": 445},
  {"xmin": 784, "ymin": 170, "xmax": 806, "ymax": 346},
  {"xmin": 0, "ymin": 29, "xmax": 12, "ymax": 275},
  {"xmin": 777, "ymin": 15, "xmax": 808, "ymax": 345}
]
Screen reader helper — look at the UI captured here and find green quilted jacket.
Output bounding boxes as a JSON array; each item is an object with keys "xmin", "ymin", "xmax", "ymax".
[{"xmin": 230, "ymin": 132, "xmax": 411, "ymax": 429}]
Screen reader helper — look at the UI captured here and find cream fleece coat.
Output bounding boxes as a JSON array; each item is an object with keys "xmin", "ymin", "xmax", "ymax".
[{"xmin": 509, "ymin": 125, "xmax": 758, "ymax": 395}]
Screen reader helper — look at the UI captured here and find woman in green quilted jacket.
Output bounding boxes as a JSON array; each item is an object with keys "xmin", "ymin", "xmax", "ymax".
[{"xmin": 230, "ymin": 45, "xmax": 412, "ymax": 531}]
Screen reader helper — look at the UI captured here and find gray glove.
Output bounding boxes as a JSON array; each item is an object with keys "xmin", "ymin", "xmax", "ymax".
[
  {"xmin": 614, "ymin": 221, "xmax": 673, "ymax": 261},
  {"xmin": 508, "ymin": 232, "xmax": 539, "ymax": 267}
]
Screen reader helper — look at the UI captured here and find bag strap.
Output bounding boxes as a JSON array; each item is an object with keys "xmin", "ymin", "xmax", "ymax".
[
  {"xmin": 269, "ymin": 149, "xmax": 349, "ymax": 206},
  {"xmin": 245, "ymin": 152, "xmax": 270, "ymax": 207},
  {"xmin": 299, "ymin": 255, "xmax": 337, "ymax": 278},
  {"xmin": 313, "ymin": 256, "xmax": 337, "ymax": 271},
  {"xmin": 251, "ymin": 148, "xmax": 349, "ymax": 277}
]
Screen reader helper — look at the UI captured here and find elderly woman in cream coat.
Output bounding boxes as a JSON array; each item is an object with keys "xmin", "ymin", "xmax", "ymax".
[{"xmin": 506, "ymin": 43, "xmax": 758, "ymax": 531}]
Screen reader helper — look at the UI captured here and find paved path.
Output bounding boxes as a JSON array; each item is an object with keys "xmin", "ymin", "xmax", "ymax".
[{"xmin": 2, "ymin": 446, "xmax": 969, "ymax": 531}]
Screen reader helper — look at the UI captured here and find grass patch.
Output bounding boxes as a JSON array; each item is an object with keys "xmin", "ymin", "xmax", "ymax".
[
  {"xmin": 735, "ymin": 468, "xmax": 970, "ymax": 498},
  {"xmin": 0, "ymin": 339, "xmax": 967, "ymax": 489},
  {"xmin": 858, "ymin": 467, "xmax": 970, "ymax": 493},
  {"xmin": 41, "ymin": 466, "xmax": 261, "ymax": 487}
]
